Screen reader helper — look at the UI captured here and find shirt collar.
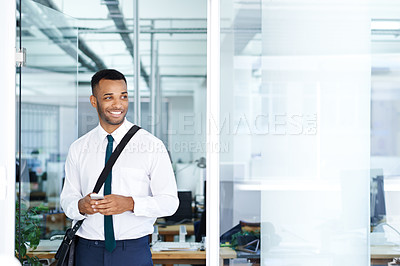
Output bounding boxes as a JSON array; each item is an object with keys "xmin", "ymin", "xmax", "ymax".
[{"xmin": 96, "ymin": 118, "xmax": 134, "ymax": 145}]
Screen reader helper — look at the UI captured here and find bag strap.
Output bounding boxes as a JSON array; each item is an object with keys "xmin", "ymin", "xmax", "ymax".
[
  {"xmin": 55, "ymin": 125, "xmax": 141, "ymax": 265},
  {"xmin": 93, "ymin": 125, "xmax": 141, "ymax": 193}
]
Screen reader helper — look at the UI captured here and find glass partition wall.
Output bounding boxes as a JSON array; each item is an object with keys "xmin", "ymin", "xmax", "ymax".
[
  {"xmin": 370, "ymin": 3, "xmax": 400, "ymax": 266},
  {"xmin": 16, "ymin": 0, "xmax": 78, "ymax": 262},
  {"xmin": 12, "ymin": 0, "xmax": 400, "ymax": 265},
  {"xmin": 74, "ymin": 0, "xmax": 207, "ymax": 238},
  {"xmin": 217, "ymin": 0, "xmax": 371, "ymax": 265},
  {"xmin": 15, "ymin": 0, "xmax": 207, "ymax": 264},
  {"xmin": 138, "ymin": 1, "xmax": 208, "ymax": 246}
]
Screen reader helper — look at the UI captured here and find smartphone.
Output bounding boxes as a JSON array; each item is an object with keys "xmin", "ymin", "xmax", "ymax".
[{"xmin": 90, "ymin": 194, "xmax": 104, "ymax": 200}]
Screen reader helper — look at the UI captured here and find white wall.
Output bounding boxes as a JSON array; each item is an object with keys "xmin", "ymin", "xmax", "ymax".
[
  {"xmin": 193, "ymin": 83, "xmax": 207, "ymax": 161},
  {"xmin": 59, "ymin": 106, "xmax": 78, "ymax": 156},
  {"xmin": 0, "ymin": 0, "xmax": 17, "ymax": 259},
  {"xmin": 168, "ymin": 95, "xmax": 196, "ymax": 163}
]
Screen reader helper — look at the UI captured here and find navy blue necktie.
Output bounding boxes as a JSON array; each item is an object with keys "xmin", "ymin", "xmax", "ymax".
[{"xmin": 104, "ymin": 135, "xmax": 116, "ymax": 252}]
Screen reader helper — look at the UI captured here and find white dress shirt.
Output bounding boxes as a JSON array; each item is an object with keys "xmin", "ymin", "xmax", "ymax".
[{"xmin": 60, "ymin": 119, "xmax": 179, "ymax": 240}]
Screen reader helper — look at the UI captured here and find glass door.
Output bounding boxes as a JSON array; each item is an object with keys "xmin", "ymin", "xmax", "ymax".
[
  {"xmin": 16, "ymin": 0, "xmax": 78, "ymax": 263},
  {"xmin": 213, "ymin": 0, "xmax": 371, "ymax": 265}
]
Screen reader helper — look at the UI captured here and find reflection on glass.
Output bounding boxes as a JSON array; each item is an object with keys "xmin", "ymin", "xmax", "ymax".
[
  {"xmin": 135, "ymin": 0, "xmax": 207, "ymax": 245},
  {"xmin": 370, "ymin": 4, "xmax": 400, "ymax": 264},
  {"xmin": 219, "ymin": 0, "xmax": 370, "ymax": 265},
  {"xmin": 16, "ymin": 1, "xmax": 78, "ymax": 260},
  {"xmin": 15, "ymin": 0, "xmax": 207, "ymax": 263}
]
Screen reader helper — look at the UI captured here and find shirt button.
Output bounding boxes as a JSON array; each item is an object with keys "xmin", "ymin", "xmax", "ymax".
[{"xmin": 95, "ymin": 241, "xmax": 98, "ymax": 245}]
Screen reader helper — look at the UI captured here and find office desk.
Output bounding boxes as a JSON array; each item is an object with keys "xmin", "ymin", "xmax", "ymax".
[
  {"xmin": 25, "ymin": 251, "xmax": 205, "ymax": 266},
  {"xmin": 152, "ymin": 247, "xmax": 236, "ymax": 265},
  {"xmin": 220, "ymin": 247, "xmax": 238, "ymax": 265},
  {"xmin": 158, "ymin": 224, "xmax": 195, "ymax": 242},
  {"xmin": 27, "ymin": 247, "xmax": 236, "ymax": 265},
  {"xmin": 371, "ymin": 245, "xmax": 400, "ymax": 265},
  {"xmin": 152, "ymin": 249, "xmax": 205, "ymax": 264},
  {"xmin": 24, "ymin": 251, "xmax": 56, "ymax": 260},
  {"xmin": 25, "ymin": 250, "xmax": 206, "ymax": 263}
]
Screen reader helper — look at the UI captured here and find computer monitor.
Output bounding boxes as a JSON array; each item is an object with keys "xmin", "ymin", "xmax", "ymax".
[
  {"xmin": 164, "ymin": 191, "xmax": 193, "ymax": 224},
  {"xmin": 370, "ymin": 169, "xmax": 386, "ymax": 227}
]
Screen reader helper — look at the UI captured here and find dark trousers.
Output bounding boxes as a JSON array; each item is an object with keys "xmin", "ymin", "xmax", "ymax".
[{"xmin": 75, "ymin": 236, "xmax": 153, "ymax": 266}]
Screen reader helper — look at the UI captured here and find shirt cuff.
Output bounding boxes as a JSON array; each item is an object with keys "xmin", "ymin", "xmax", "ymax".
[
  {"xmin": 132, "ymin": 196, "xmax": 149, "ymax": 216},
  {"xmin": 70, "ymin": 198, "xmax": 87, "ymax": 220}
]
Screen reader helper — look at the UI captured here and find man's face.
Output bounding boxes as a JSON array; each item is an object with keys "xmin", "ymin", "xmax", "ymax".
[{"xmin": 90, "ymin": 79, "xmax": 128, "ymax": 131}]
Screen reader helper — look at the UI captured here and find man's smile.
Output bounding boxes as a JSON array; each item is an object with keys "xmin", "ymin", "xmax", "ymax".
[{"xmin": 109, "ymin": 110, "xmax": 124, "ymax": 117}]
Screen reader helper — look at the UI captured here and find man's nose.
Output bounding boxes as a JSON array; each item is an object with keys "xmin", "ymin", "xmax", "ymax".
[{"xmin": 112, "ymin": 98, "xmax": 123, "ymax": 108}]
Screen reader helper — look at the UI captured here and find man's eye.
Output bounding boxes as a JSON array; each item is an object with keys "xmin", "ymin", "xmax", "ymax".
[
  {"xmin": 104, "ymin": 97, "xmax": 112, "ymax": 100},
  {"xmin": 122, "ymin": 95, "xmax": 128, "ymax": 99}
]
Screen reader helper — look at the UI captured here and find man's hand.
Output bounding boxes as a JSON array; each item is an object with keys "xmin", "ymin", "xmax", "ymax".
[
  {"xmin": 93, "ymin": 194, "xmax": 134, "ymax": 216},
  {"xmin": 78, "ymin": 193, "xmax": 99, "ymax": 215}
]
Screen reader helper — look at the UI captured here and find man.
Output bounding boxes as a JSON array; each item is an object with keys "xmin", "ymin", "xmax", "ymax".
[{"xmin": 60, "ymin": 69, "xmax": 179, "ymax": 266}]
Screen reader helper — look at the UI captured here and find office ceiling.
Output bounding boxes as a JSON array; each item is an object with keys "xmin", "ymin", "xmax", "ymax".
[
  {"xmin": 18, "ymin": 0, "xmax": 400, "ymax": 100},
  {"xmin": 20, "ymin": 0, "xmax": 207, "ymax": 97}
]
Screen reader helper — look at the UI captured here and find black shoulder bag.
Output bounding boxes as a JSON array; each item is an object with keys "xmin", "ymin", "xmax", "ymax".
[{"xmin": 55, "ymin": 125, "xmax": 141, "ymax": 266}]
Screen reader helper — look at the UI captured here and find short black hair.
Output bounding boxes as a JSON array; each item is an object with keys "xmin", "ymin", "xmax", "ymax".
[{"xmin": 91, "ymin": 69, "xmax": 127, "ymax": 95}]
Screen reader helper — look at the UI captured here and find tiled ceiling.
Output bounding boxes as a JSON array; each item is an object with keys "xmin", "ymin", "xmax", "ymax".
[{"xmin": 20, "ymin": 0, "xmax": 207, "ymax": 97}]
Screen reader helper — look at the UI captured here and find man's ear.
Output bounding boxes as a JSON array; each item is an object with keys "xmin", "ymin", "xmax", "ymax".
[{"xmin": 90, "ymin": 95, "xmax": 97, "ymax": 108}]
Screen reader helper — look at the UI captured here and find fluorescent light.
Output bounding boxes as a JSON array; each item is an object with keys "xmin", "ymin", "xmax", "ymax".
[{"xmin": 371, "ymin": 21, "xmax": 400, "ymax": 30}]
